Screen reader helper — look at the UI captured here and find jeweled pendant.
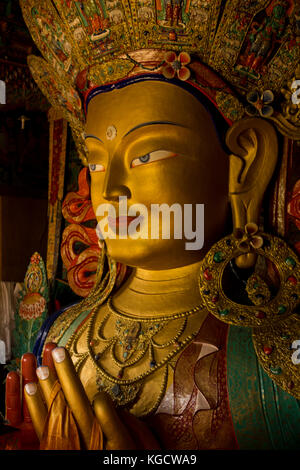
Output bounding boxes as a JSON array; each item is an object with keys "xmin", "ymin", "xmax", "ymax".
[
  {"xmin": 219, "ymin": 308, "xmax": 230, "ymax": 317},
  {"xmin": 277, "ymin": 305, "xmax": 287, "ymax": 315},
  {"xmin": 255, "ymin": 311, "xmax": 266, "ymax": 319},
  {"xmin": 270, "ymin": 365, "xmax": 282, "ymax": 375},
  {"xmin": 203, "ymin": 268, "xmax": 212, "ymax": 281},
  {"xmin": 111, "ymin": 384, "xmax": 121, "ymax": 396},
  {"xmin": 287, "ymin": 275, "xmax": 297, "ymax": 285},
  {"xmin": 263, "ymin": 345, "xmax": 273, "ymax": 355},
  {"xmin": 285, "ymin": 257, "xmax": 296, "ymax": 268},
  {"xmin": 213, "ymin": 251, "xmax": 223, "ymax": 263}
]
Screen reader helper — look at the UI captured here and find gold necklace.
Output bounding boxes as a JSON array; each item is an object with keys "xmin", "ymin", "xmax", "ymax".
[{"xmin": 86, "ymin": 296, "xmax": 204, "ymax": 407}]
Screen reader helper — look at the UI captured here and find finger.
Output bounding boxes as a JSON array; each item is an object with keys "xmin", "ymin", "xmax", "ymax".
[
  {"xmin": 36, "ymin": 366, "xmax": 56, "ymax": 408},
  {"xmin": 42, "ymin": 343, "xmax": 57, "ymax": 375},
  {"xmin": 24, "ymin": 382, "xmax": 48, "ymax": 441},
  {"xmin": 21, "ymin": 353, "xmax": 38, "ymax": 423},
  {"xmin": 120, "ymin": 410, "xmax": 161, "ymax": 450},
  {"xmin": 5, "ymin": 371, "xmax": 22, "ymax": 426},
  {"xmin": 93, "ymin": 391, "xmax": 137, "ymax": 450},
  {"xmin": 52, "ymin": 347, "xmax": 94, "ymax": 449}
]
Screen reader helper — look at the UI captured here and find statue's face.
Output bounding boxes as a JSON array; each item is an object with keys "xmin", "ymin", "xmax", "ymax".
[{"xmin": 85, "ymin": 81, "xmax": 229, "ymax": 269}]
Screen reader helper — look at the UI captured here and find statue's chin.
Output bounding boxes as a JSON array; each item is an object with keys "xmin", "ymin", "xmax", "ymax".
[{"xmin": 105, "ymin": 237, "xmax": 204, "ymax": 270}]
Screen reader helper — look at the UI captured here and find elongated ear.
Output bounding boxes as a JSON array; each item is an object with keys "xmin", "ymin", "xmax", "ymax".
[{"xmin": 226, "ymin": 117, "xmax": 278, "ymax": 268}]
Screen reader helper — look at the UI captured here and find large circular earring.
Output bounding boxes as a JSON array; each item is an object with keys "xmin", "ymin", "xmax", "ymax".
[{"xmin": 198, "ymin": 223, "xmax": 300, "ymax": 327}]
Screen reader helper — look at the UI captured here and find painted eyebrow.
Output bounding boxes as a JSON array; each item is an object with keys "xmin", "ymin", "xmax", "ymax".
[
  {"xmin": 123, "ymin": 121, "xmax": 187, "ymax": 138},
  {"xmin": 84, "ymin": 122, "xmax": 186, "ymax": 143},
  {"xmin": 84, "ymin": 133, "xmax": 104, "ymax": 144}
]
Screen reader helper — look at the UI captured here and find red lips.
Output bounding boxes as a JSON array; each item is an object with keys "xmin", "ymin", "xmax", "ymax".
[{"xmin": 108, "ymin": 216, "xmax": 139, "ymax": 228}]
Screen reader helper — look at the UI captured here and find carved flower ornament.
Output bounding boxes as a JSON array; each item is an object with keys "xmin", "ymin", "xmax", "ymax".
[
  {"xmin": 246, "ymin": 90, "xmax": 274, "ymax": 118},
  {"xmin": 234, "ymin": 223, "xmax": 264, "ymax": 252},
  {"xmin": 162, "ymin": 51, "xmax": 191, "ymax": 81}
]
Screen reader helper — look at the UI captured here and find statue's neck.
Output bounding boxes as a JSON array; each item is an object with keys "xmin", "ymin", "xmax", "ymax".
[{"xmin": 112, "ymin": 261, "xmax": 203, "ymax": 317}]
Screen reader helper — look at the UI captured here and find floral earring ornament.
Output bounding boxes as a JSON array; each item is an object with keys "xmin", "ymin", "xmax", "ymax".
[
  {"xmin": 245, "ymin": 90, "xmax": 274, "ymax": 118},
  {"xmin": 198, "ymin": 223, "xmax": 300, "ymax": 328}
]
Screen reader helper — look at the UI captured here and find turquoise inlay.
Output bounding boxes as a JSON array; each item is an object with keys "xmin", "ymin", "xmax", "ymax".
[
  {"xmin": 227, "ymin": 325, "xmax": 300, "ymax": 449},
  {"xmin": 58, "ymin": 309, "xmax": 91, "ymax": 347}
]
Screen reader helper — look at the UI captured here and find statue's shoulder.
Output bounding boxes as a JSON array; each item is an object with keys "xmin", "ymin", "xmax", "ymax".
[
  {"xmin": 46, "ymin": 305, "xmax": 81, "ymax": 345},
  {"xmin": 33, "ymin": 302, "xmax": 92, "ymax": 365}
]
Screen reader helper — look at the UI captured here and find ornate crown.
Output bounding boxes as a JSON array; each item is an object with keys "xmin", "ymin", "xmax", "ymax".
[{"xmin": 20, "ymin": 0, "xmax": 300, "ymax": 163}]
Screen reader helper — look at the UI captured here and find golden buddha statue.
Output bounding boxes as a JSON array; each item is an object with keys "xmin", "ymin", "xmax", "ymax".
[{"xmin": 5, "ymin": 0, "xmax": 300, "ymax": 450}]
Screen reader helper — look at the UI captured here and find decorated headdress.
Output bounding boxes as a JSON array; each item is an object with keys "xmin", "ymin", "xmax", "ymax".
[{"xmin": 20, "ymin": 0, "xmax": 300, "ymax": 164}]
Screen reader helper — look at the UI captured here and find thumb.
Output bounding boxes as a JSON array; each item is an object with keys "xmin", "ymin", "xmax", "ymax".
[{"xmin": 93, "ymin": 391, "xmax": 137, "ymax": 450}]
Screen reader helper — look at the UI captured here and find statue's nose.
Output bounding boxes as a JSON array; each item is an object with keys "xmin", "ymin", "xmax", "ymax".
[
  {"xmin": 101, "ymin": 159, "xmax": 131, "ymax": 201},
  {"xmin": 102, "ymin": 184, "xmax": 131, "ymax": 201}
]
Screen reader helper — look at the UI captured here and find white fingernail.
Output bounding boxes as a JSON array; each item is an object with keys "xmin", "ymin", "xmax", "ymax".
[
  {"xmin": 52, "ymin": 347, "xmax": 65, "ymax": 363},
  {"xmin": 25, "ymin": 383, "xmax": 37, "ymax": 396},
  {"xmin": 36, "ymin": 366, "xmax": 49, "ymax": 380}
]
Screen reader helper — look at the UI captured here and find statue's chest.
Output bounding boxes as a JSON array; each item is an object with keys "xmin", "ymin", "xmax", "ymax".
[
  {"xmin": 67, "ymin": 304, "xmax": 206, "ymax": 418},
  {"xmin": 65, "ymin": 309, "xmax": 237, "ymax": 449}
]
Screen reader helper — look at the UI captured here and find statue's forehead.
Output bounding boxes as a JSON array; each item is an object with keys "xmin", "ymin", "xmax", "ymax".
[{"xmin": 85, "ymin": 80, "xmax": 211, "ymax": 138}]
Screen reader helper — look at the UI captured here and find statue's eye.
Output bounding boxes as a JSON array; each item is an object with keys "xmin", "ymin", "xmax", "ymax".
[
  {"xmin": 131, "ymin": 150, "xmax": 177, "ymax": 168},
  {"xmin": 89, "ymin": 163, "xmax": 105, "ymax": 172}
]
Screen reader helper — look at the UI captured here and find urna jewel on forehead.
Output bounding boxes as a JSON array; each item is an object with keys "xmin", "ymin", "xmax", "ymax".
[{"xmin": 20, "ymin": 0, "xmax": 300, "ymax": 163}]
